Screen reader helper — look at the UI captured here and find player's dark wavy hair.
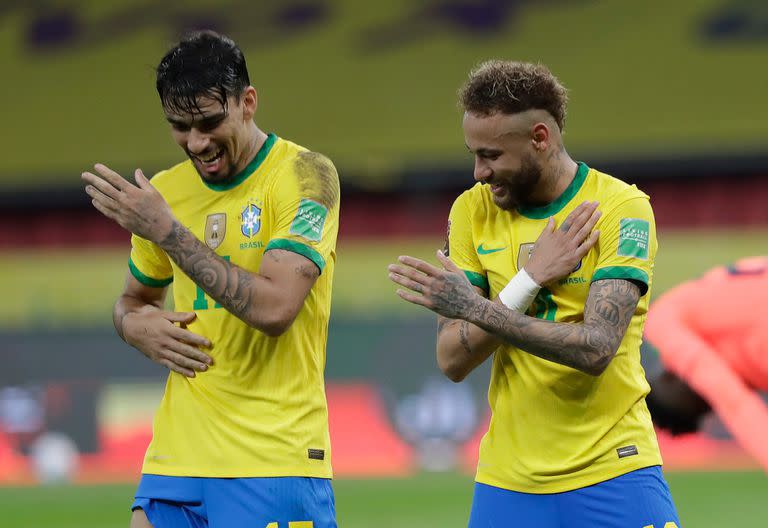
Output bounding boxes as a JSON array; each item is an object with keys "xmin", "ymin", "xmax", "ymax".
[
  {"xmin": 459, "ymin": 60, "xmax": 568, "ymax": 131},
  {"xmin": 156, "ymin": 30, "xmax": 250, "ymax": 115}
]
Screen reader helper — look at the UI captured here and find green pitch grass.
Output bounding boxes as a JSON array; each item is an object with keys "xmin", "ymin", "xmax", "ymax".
[{"xmin": 0, "ymin": 471, "xmax": 765, "ymax": 527}]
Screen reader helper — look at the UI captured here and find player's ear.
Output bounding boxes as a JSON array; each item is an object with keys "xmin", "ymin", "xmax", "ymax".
[
  {"xmin": 531, "ymin": 122, "xmax": 550, "ymax": 152},
  {"xmin": 241, "ymin": 86, "xmax": 258, "ymax": 121}
]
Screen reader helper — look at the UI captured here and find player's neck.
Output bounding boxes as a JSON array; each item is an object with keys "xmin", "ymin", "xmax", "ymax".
[
  {"xmin": 537, "ymin": 155, "xmax": 578, "ymax": 205},
  {"xmin": 237, "ymin": 124, "xmax": 268, "ymax": 172}
]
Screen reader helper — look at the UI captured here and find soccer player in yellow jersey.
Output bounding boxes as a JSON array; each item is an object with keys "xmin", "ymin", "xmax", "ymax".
[
  {"xmin": 82, "ymin": 31, "xmax": 339, "ymax": 528},
  {"xmin": 388, "ymin": 61, "xmax": 681, "ymax": 527}
]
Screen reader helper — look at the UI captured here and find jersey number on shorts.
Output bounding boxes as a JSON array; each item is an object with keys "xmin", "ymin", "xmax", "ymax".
[
  {"xmin": 265, "ymin": 522, "xmax": 313, "ymax": 528},
  {"xmin": 193, "ymin": 255, "xmax": 231, "ymax": 310},
  {"xmin": 530, "ymin": 287, "xmax": 558, "ymax": 321},
  {"xmin": 642, "ymin": 523, "xmax": 678, "ymax": 528}
]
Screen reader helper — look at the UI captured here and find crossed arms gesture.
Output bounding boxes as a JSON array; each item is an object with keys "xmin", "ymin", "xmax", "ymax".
[{"xmin": 388, "ymin": 201, "xmax": 640, "ymax": 378}]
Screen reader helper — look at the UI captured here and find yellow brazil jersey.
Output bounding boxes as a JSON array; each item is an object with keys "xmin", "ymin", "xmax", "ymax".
[
  {"xmin": 128, "ymin": 133, "xmax": 339, "ymax": 478},
  {"xmin": 448, "ymin": 162, "xmax": 661, "ymax": 493}
]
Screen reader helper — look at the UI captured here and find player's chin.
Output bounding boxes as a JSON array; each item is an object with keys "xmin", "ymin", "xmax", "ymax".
[
  {"xmin": 491, "ymin": 192, "xmax": 517, "ymax": 211},
  {"xmin": 195, "ymin": 163, "xmax": 234, "ymax": 184}
]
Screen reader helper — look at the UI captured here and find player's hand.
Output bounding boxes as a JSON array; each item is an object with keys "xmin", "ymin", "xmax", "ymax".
[
  {"xmin": 122, "ymin": 310, "xmax": 213, "ymax": 378},
  {"xmin": 82, "ymin": 164, "xmax": 175, "ymax": 244},
  {"xmin": 525, "ymin": 201, "xmax": 601, "ymax": 286},
  {"xmin": 388, "ymin": 250, "xmax": 483, "ymax": 320}
]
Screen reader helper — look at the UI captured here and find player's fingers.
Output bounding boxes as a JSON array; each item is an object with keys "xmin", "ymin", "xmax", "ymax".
[
  {"xmin": 82, "ymin": 171, "xmax": 122, "ymax": 200},
  {"xmin": 167, "ymin": 327, "xmax": 213, "ymax": 356},
  {"xmin": 572, "ymin": 209, "xmax": 602, "ymax": 244},
  {"xmin": 395, "ymin": 288, "xmax": 432, "ymax": 309},
  {"xmin": 158, "ymin": 358, "xmax": 196, "ymax": 378},
  {"xmin": 558, "ymin": 201, "xmax": 588, "ymax": 232},
  {"xmin": 538, "ymin": 216, "xmax": 556, "ymax": 239},
  {"xmin": 135, "ymin": 169, "xmax": 151, "ymax": 189},
  {"xmin": 388, "ymin": 263, "xmax": 429, "ymax": 283},
  {"xmin": 93, "ymin": 163, "xmax": 129, "ymax": 191},
  {"xmin": 576, "ymin": 229, "xmax": 600, "ymax": 256},
  {"xmin": 388, "ymin": 270, "xmax": 427, "ymax": 294},
  {"xmin": 163, "ymin": 311, "xmax": 197, "ymax": 324},
  {"xmin": 164, "ymin": 341, "xmax": 211, "ymax": 370},
  {"xmin": 397, "ymin": 255, "xmax": 441, "ymax": 276},
  {"xmin": 90, "ymin": 196, "xmax": 119, "ymax": 220},
  {"xmin": 436, "ymin": 250, "xmax": 460, "ymax": 273},
  {"xmin": 170, "ymin": 327, "xmax": 212, "ymax": 350},
  {"xmin": 563, "ymin": 201, "xmax": 597, "ymax": 235},
  {"xmin": 85, "ymin": 184, "xmax": 118, "ymax": 209}
]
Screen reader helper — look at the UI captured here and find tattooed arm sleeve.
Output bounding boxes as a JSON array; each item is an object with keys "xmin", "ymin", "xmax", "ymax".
[
  {"xmin": 158, "ymin": 224, "xmax": 320, "ymax": 336},
  {"xmin": 464, "ymin": 278, "xmax": 641, "ymax": 375},
  {"xmin": 436, "ymin": 289, "xmax": 502, "ymax": 382}
]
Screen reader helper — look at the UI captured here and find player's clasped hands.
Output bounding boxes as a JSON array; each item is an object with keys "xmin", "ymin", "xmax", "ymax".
[
  {"xmin": 81, "ymin": 163, "xmax": 176, "ymax": 244},
  {"xmin": 122, "ymin": 310, "xmax": 213, "ymax": 378}
]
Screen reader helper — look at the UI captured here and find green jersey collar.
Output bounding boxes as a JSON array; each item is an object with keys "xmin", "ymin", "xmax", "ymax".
[
  {"xmin": 517, "ymin": 162, "xmax": 589, "ymax": 219},
  {"xmin": 203, "ymin": 133, "xmax": 278, "ymax": 191}
]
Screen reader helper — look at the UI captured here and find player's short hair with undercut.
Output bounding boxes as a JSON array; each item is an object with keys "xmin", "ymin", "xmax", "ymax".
[
  {"xmin": 459, "ymin": 60, "xmax": 569, "ymax": 131},
  {"xmin": 156, "ymin": 30, "xmax": 250, "ymax": 116}
]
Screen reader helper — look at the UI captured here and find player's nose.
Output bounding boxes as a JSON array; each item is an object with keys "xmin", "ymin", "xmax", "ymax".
[
  {"xmin": 187, "ymin": 128, "xmax": 211, "ymax": 155},
  {"xmin": 473, "ymin": 157, "xmax": 491, "ymax": 183}
]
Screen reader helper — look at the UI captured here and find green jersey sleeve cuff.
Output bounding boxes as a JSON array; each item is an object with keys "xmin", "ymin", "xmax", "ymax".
[
  {"xmin": 128, "ymin": 258, "xmax": 173, "ymax": 288},
  {"xmin": 591, "ymin": 266, "xmax": 649, "ymax": 296},
  {"xmin": 463, "ymin": 270, "xmax": 489, "ymax": 292},
  {"xmin": 266, "ymin": 238, "xmax": 326, "ymax": 273}
]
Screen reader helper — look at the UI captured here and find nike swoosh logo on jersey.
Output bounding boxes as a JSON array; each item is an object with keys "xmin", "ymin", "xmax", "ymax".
[{"xmin": 477, "ymin": 243, "xmax": 507, "ymax": 255}]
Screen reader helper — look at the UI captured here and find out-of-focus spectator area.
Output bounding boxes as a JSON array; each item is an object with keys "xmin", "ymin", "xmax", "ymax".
[{"xmin": 1, "ymin": 0, "xmax": 767, "ymax": 485}]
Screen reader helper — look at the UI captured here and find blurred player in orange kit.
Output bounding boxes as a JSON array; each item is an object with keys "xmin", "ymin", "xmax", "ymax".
[{"xmin": 643, "ymin": 256, "xmax": 768, "ymax": 472}]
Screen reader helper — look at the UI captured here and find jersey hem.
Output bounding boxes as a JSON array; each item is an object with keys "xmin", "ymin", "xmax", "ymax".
[
  {"xmin": 140, "ymin": 464, "xmax": 334, "ymax": 479},
  {"xmin": 475, "ymin": 455, "xmax": 662, "ymax": 494}
]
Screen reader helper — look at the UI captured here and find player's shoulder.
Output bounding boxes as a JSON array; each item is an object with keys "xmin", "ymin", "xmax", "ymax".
[
  {"xmin": 586, "ymin": 165, "xmax": 651, "ymax": 213},
  {"xmin": 273, "ymin": 138, "xmax": 337, "ymax": 172},
  {"xmin": 267, "ymin": 137, "xmax": 340, "ymax": 209}
]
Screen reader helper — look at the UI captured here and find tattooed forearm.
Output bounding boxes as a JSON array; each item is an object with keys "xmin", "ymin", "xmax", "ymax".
[
  {"xmin": 465, "ymin": 279, "xmax": 640, "ymax": 375},
  {"xmin": 159, "ymin": 220, "xmax": 255, "ymax": 320}
]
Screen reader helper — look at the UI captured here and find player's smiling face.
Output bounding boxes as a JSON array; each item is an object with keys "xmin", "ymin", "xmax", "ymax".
[
  {"xmin": 462, "ymin": 111, "xmax": 544, "ymax": 211},
  {"xmin": 164, "ymin": 88, "xmax": 256, "ymax": 184}
]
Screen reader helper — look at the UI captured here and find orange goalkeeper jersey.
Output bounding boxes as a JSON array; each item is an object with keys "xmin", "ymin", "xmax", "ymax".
[{"xmin": 644, "ymin": 256, "xmax": 768, "ymax": 471}]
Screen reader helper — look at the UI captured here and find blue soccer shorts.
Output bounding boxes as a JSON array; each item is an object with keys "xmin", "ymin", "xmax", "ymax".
[
  {"xmin": 131, "ymin": 474, "xmax": 337, "ymax": 528},
  {"xmin": 468, "ymin": 465, "xmax": 681, "ymax": 528}
]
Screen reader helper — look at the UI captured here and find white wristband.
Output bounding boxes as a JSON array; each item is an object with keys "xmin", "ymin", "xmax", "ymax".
[{"xmin": 498, "ymin": 268, "xmax": 542, "ymax": 312}]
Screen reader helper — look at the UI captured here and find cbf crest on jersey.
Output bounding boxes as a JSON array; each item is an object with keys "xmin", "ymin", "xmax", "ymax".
[
  {"xmin": 241, "ymin": 203, "xmax": 261, "ymax": 238},
  {"xmin": 517, "ymin": 243, "xmax": 535, "ymax": 270},
  {"xmin": 205, "ymin": 213, "xmax": 226, "ymax": 250}
]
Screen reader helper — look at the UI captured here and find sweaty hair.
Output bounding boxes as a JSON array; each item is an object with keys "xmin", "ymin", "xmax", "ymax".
[
  {"xmin": 459, "ymin": 60, "xmax": 568, "ymax": 130},
  {"xmin": 156, "ymin": 30, "xmax": 250, "ymax": 116}
]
